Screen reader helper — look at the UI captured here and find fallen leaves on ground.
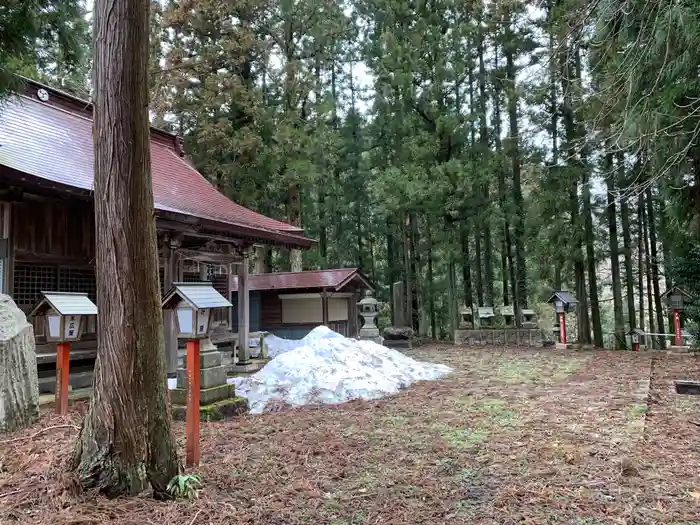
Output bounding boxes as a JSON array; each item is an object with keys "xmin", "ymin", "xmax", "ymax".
[{"xmin": 0, "ymin": 346, "xmax": 698, "ymax": 524}]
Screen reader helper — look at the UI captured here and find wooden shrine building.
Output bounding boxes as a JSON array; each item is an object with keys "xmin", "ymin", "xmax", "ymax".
[
  {"xmin": 0, "ymin": 78, "xmax": 313, "ymax": 391},
  {"xmin": 230, "ymin": 268, "xmax": 373, "ymax": 339}
]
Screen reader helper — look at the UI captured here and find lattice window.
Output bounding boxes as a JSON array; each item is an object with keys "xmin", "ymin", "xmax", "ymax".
[
  {"xmin": 57, "ymin": 267, "xmax": 97, "ymax": 302},
  {"xmin": 13, "ymin": 264, "xmax": 57, "ymax": 310}
]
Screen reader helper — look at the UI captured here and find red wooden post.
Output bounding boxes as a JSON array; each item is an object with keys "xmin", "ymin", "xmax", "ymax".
[
  {"xmin": 56, "ymin": 342, "xmax": 70, "ymax": 415},
  {"xmin": 674, "ymin": 309, "xmax": 682, "ymax": 346},
  {"xmin": 186, "ymin": 339, "xmax": 201, "ymax": 467},
  {"xmin": 558, "ymin": 312, "xmax": 567, "ymax": 344},
  {"xmin": 635, "ymin": 341, "xmax": 640, "ymax": 352}
]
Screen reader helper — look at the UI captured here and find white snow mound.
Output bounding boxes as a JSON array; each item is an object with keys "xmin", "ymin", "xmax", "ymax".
[
  {"xmin": 229, "ymin": 326, "xmax": 452, "ymax": 414},
  {"xmin": 262, "ymin": 325, "xmax": 346, "ymax": 358}
]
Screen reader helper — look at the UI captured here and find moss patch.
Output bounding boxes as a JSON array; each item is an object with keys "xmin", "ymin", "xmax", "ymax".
[{"xmin": 172, "ymin": 396, "xmax": 249, "ymax": 422}]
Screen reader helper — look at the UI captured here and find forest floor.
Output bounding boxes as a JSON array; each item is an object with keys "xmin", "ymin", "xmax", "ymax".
[{"xmin": 1, "ymin": 346, "xmax": 699, "ymax": 524}]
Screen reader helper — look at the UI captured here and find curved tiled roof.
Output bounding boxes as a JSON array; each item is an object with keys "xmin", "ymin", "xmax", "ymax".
[
  {"xmin": 230, "ymin": 268, "xmax": 373, "ymax": 292},
  {"xmin": 0, "ymin": 83, "xmax": 309, "ymax": 247}
]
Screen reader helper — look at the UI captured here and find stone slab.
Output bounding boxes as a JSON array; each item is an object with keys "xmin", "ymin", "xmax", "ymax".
[
  {"xmin": 172, "ymin": 396, "xmax": 249, "ymax": 422},
  {"xmin": 200, "ymin": 350, "xmax": 223, "ymax": 369},
  {"xmin": 170, "ymin": 382, "xmax": 235, "ymax": 406},
  {"xmin": 384, "ymin": 339, "xmax": 412, "ymax": 350},
  {"xmin": 555, "ymin": 343, "xmax": 573, "ymax": 350},
  {"xmin": 228, "ymin": 360, "xmax": 266, "ymax": 375},
  {"xmin": 176, "ymin": 365, "xmax": 228, "ymax": 390}
]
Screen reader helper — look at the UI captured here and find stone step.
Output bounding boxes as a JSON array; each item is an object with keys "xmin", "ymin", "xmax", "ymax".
[{"xmin": 38, "ymin": 370, "xmax": 93, "ymax": 394}]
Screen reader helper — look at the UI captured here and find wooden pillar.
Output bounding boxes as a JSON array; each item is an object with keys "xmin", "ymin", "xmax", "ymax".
[
  {"xmin": 163, "ymin": 234, "xmax": 181, "ymax": 377},
  {"xmin": 321, "ymin": 288, "xmax": 329, "ymax": 326},
  {"xmin": 0, "ymin": 203, "xmax": 13, "ymax": 296},
  {"xmin": 348, "ymin": 292, "xmax": 359, "ymax": 337},
  {"xmin": 56, "ymin": 342, "xmax": 70, "ymax": 415},
  {"xmin": 237, "ymin": 256, "xmax": 250, "ymax": 364},
  {"xmin": 185, "ymin": 339, "xmax": 200, "ymax": 467}
]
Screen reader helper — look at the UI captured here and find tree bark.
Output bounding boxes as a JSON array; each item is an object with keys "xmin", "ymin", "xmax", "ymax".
[
  {"xmin": 637, "ymin": 195, "xmax": 645, "ymax": 331},
  {"xmin": 606, "ymin": 151, "xmax": 625, "ymax": 348},
  {"xmin": 72, "ymin": 0, "xmax": 179, "ymax": 496},
  {"xmin": 505, "ymin": 38, "xmax": 528, "ymax": 316},
  {"xmin": 642, "ymin": 195, "xmax": 656, "ymax": 343},
  {"xmin": 461, "ymin": 224, "xmax": 473, "ymax": 309},
  {"xmin": 645, "ymin": 186, "xmax": 665, "ymax": 347},
  {"xmin": 619, "ymin": 154, "xmax": 637, "ymax": 329},
  {"xmin": 426, "ymin": 219, "xmax": 436, "ymax": 339},
  {"xmin": 583, "ymin": 164, "xmax": 603, "ymax": 347}
]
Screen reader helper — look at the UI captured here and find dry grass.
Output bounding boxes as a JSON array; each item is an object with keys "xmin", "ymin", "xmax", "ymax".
[{"xmin": 1, "ymin": 346, "xmax": 699, "ymax": 524}]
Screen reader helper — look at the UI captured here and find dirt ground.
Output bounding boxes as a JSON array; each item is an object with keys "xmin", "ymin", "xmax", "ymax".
[{"xmin": 1, "ymin": 346, "xmax": 699, "ymax": 524}]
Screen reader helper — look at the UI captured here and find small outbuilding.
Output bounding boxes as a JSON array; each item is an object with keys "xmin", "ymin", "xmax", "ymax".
[{"xmin": 230, "ymin": 268, "xmax": 373, "ymax": 339}]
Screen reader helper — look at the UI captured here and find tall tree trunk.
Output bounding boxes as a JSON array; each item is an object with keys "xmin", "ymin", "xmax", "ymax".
[
  {"xmin": 505, "ymin": 38, "xmax": 527, "ymax": 317},
  {"xmin": 426, "ymin": 219, "xmax": 436, "ymax": 339},
  {"xmin": 583, "ymin": 165, "xmax": 603, "ymax": 346},
  {"xmin": 560, "ymin": 39, "xmax": 590, "ymax": 343},
  {"xmin": 461, "ymin": 224, "xmax": 473, "ymax": 309},
  {"xmin": 403, "ymin": 212, "xmax": 413, "ymax": 331},
  {"xmin": 659, "ymin": 203, "xmax": 674, "ymax": 332},
  {"xmin": 637, "ymin": 195, "xmax": 645, "ymax": 331},
  {"xmin": 409, "ymin": 212, "xmax": 421, "ymax": 332},
  {"xmin": 492, "ymin": 45, "xmax": 511, "ymax": 305},
  {"xmin": 606, "ymin": 151, "xmax": 625, "ymax": 348},
  {"xmin": 386, "ymin": 215, "xmax": 396, "ymax": 322},
  {"xmin": 645, "ymin": 187, "xmax": 665, "ymax": 347},
  {"xmin": 287, "ymin": 183, "xmax": 303, "ymax": 271},
  {"xmin": 72, "ymin": 0, "xmax": 179, "ymax": 496},
  {"xmin": 619, "ymin": 153, "xmax": 636, "ymax": 329},
  {"xmin": 642, "ymin": 196, "xmax": 656, "ymax": 344},
  {"xmin": 474, "ymin": 231, "xmax": 484, "ymax": 307},
  {"xmin": 478, "ymin": 25, "xmax": 494, "ymax": 307}
]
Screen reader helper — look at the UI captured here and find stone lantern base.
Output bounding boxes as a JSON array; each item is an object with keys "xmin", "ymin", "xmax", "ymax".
[
  {"xmin": 170, "ymin": 337, "xmax": 248, "ymax": 421},
  {"xmin": 359, "ymin": 326, "xmax": 382, "ymax": 344}
]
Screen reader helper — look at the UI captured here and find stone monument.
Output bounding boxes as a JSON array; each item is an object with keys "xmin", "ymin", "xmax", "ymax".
[
  {"xmin": 0, "ymin": 294, "xmax": 39, "ymax": 432},
  {"xmin": 358, "ymin": 290, "xmax": 382, "ymax": 344}
]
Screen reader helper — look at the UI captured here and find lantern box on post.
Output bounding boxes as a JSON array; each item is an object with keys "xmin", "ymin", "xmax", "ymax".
[
  {"xmin": 547, "ymin": 291, "xmax": 578, "ymax": 349},
  {"xmin": 28, "ymin": 292, "xmax": 97, "ymax": 415},
  {"xmin": 162, "ymin": 282, "xmax": 232, "ymax": 467},
  {"xmin": 661, "ymin": 286, "xmax": 692, "ymax": 350},
  {"xmin": 627, "ymin": 328, "xmax": 646, "ymax": 352}
]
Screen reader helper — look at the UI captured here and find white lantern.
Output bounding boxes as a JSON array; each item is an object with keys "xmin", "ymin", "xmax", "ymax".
[
  {"xmin": 28, "ymin": 292, "xmax": 97, "ymax": 343},
  {"xmin": 162, "ymin": 282, "xmax": 231, "ymax": 340},
  {"xmin": 631, "ymin": 332, "xmax": 640, "ymax": 344},
  {"xmin": 554, "ymin": 299, "xmax": 564, "ymax": 313}
]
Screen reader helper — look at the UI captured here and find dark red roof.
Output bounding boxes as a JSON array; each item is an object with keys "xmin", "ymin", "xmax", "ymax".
[
  {"xmin": 230, "ymin": 268, "xmax": 373, "ymax": 292},
  {"xmin": 0, "ymin": 80, "xmax": 311, "ymax": 248}
]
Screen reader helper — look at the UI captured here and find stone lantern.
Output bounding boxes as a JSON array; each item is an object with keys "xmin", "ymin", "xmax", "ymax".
[{"xmin": 358, "ymin": 290, "xmax": 382, "ymax": 343}]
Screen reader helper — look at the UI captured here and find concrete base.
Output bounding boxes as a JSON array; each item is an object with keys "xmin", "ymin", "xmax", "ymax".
[
  {"xmin": 555, "ymin": 343, "xmax": 573, "ymax": 350},
  {"xmin": 170, "ymin": 383, "xmax": 236, "ymax": 406},
  {"xmin": 359, "ymin": 336, "xmax": 383, "ymax": 345},
  {"xmin": 668, "ymin": 345, "xmax": 692, "ymax": 354},
  {"xmin": 172, "ymin": 396, "xmax": 249, "ymax": 421}
]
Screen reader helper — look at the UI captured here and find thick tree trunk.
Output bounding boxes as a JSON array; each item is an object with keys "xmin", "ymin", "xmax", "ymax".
[
  {"xmin": 606, "ymin": 152, "xmax": 625, "ymax": 348},
  {"xmin": 461, "ymin": 223, "xmax": 473, "ymax": 308},
  {"xmin": 409, "ymin": 212, "xmax": 421, "ymax": 332},
  {"xmin": 505, "ymin": 42, "xmax": 527, "ymax": 314},
  {"xmin": 583, "ymin": 167, "xmax": 603, "ymax": 347},
  {"xmin": 478, "ymin": 26, "xmax": 494, "ymax": 307},
  {"xmin": 637, "ymin": 195, "xmax": 645, "ymax": 331},
  {"xmin": 642, "ymin": 196, "xmax": 656, "ymax": 343},
  {"xmin": 619, "ymin": 154, "xmax": 636, "ymax": 329},
  {"xmin": 426, "ymin": 219, "xmax": 436, "ymax": 339},
  {"xmin": 287, "ymin": 183, "xmax": 303, "ymax": 272},
  {"xmin": 645, "ymin": 187, "xmax": 665, "ymax": 347},
  {"xmin": 474, "ymin": 230, "xmax": 484, "ymax": 307},
  {"xmin": 73, "ymin": 0, "xmax": 179, "ymax": 496}
]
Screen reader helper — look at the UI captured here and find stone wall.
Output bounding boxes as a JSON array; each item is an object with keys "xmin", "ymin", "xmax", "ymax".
[{"xmin": 454, "ymin": 328, "xmax": 546, "ymax": 347}]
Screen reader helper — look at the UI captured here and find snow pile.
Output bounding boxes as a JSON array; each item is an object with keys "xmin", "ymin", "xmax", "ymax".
[
  {"xmin": 229, "ymin": 327, "xmax": 452, "ymax": 414},
  {"xmin": 262, "ymin": 325, "xmax": 346, "ymax": 358}
]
